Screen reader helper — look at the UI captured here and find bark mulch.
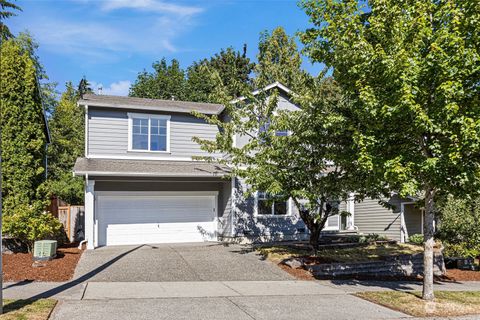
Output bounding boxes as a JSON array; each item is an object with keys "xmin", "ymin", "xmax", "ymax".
[
  {"xmin": 441, "ymin": 269, "xmax": 480, "ymax": 282},
  {"xmin": 2, "ymin": 243, "xmax": 84, "ymax": 282}
]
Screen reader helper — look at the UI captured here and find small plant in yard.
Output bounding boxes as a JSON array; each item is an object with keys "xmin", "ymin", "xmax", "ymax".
[
  {"xmin": 409, "ymin": 234, "xmax": 424, "ymax": 246},
  {"xmin": 2, "ymin": 203, "xmax": 64, "ymax": 251}
]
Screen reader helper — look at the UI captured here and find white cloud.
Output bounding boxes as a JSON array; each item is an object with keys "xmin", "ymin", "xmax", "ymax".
[
  {"xmin": 101, "ymin": 0, "xmax": 203, "ymax": 16},
  {"xmin": 91, "ymin": 80, "xmax": 132, "ymax": 96},
  {"xmin": 26, "ymin": 1, "xmax": 205, "ymax": 60}
]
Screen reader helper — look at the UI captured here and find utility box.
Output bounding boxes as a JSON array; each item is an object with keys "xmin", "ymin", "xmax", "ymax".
[{"xmin": 33, "ymin": 240, "xmax": 57, "ymax": 261}]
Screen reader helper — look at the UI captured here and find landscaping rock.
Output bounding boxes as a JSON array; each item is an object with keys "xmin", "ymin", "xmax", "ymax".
[
  {"xmin": 283, "ymin": 258, "xmax": 304, "ymax": 269},
  {"xmin": 2, "ymin": 238, "xmax": 28, "ymax": 254},
  {"xmin": 307, "ymin": 252, "xmax": 446, "ymax": 278}
]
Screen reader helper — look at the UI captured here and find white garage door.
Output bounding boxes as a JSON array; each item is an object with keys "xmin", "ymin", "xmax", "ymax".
[{"xmin": 96, "ymin": 192, "xmax": 217, "ymax": 246}]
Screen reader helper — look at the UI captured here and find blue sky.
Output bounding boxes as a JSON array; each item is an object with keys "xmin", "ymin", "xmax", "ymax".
[{"xmin": 10, "ymin": 0, "xmax": 322, "ymax": 96}]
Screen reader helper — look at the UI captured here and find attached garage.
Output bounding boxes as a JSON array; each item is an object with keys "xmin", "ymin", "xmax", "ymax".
[{"xmin": 95, "ymin": 192, "xmax": 217, "ymax": 246}]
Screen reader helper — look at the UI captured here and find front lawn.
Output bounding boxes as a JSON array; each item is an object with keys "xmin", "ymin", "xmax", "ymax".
[
  {"xmin": 356, "ymin": 291, "xmax": 480, "ymax": 317},
  {"xmin": 1, "ymin": 299, "xmax": 57, "ymax": 320},
  {"xmin": 258, "ymin": 242, "xmax": 424, "ymax": 264}
]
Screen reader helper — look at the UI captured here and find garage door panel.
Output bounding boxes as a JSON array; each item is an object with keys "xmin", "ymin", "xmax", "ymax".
[{"xmin": 97, "ymin": 194, "xmax": 216, "ymax": 246}]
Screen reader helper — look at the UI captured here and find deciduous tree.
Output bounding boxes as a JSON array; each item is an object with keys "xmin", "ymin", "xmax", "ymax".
[
  {"xmin": 194, "ymin": 77, "xmax": 361, "ymax": 250},
  {"xmin": 301, "ymin": 0, "xmax": 480, "ymax": 300},
  {"xmin": 130, "ymin": 58, "xmax": 186, "ymax": 100}
]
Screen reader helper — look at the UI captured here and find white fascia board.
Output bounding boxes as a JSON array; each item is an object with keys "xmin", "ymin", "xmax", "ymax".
[
  {"xmin": 73, "ymin": 171, "xmax": 228, "ymax": 178},
  {"xmin": 77, "ymin": 101, "xmax": 224, "ymax": 115}
]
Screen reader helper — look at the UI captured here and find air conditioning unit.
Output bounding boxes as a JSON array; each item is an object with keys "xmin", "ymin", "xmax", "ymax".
[{"xmin": 33, "ymin": 240, "xmax": 57, "ymax": 261}]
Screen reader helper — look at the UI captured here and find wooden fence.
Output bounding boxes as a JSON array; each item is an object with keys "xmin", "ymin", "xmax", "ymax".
[{"xmin": 58, "ymin": 205, "xmax": 85, "ymax": 242}]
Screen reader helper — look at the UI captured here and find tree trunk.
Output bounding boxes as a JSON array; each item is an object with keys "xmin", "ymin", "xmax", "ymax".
[
  {"xmin": 422, "ymin": 187, "xmax": 436, "ymax": 301},
  {"xmin": 309, "ymin": 225, "xmax": 321, "ymax": 255}
]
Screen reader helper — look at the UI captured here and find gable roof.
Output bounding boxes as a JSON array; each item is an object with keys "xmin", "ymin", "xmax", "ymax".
[
  {"xmin": 78, "ymin": 94, "xmax": 225, "ymax": 115},
  {"xmin": 230, "ymin": 81, "xmax": 293, "ymax": 104}
]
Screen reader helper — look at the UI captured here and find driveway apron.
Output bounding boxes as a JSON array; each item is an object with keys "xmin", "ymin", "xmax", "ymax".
[{"xmin": 73, "ymin": 242, "xmax": 292, "ymax": 282}]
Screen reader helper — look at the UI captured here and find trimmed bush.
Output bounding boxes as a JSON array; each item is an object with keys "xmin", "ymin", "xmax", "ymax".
[
  {"xmin": 3, "ymin": 203, "xmax": 64, "ymax": 251},
  {"xmin": 409, "ymin": 234, "xmax": 424, "ymax": 245}
]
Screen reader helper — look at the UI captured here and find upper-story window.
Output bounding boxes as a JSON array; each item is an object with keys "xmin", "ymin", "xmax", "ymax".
[{"xmin": 128, "ymin": 113, "xmax": 170, "ymax": 152}]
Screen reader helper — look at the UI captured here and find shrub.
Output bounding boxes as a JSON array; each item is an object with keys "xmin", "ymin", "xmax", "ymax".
[
  {"xmin": 408, "ymin": 234, "xmax": 424, "ymax": 245},
  {"xmin": 3, "ymin": 203, "xmax": 64, "ymax": 251},
  {"xmin": 443, "ymin": 242, "xmax": 480, "ymax": 259},
  {"xmin": 436, "ymin": 196, "xmax": 480, "ymax": 259}
]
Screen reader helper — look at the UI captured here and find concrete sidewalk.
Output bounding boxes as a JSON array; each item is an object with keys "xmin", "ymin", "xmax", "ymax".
[
  {"xmin": 317, "ymin": 280, "xmax": 480, "ymax": 293},
  {"xmin": 4, "ymin": 280, "xmax": 480, "ymax": 320},
  {"xmin": 3, "ymin": 280, "xmax": 480, "ymax": 300}
]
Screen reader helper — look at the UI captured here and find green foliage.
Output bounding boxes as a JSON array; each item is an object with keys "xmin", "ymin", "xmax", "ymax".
[
  {"xmin": 300, "ymin": 0, "xmax": 480, "ymax": 199},
  {"xmin": 256, "ymin": 27, "xmax": 309, "ymax": 90},
  {"xmin": 129, "ymin": 58, "xmax": 187, "ymax": 100},
  {"xmin": 300, "ymin": 0, "xmax": 480, "ymax": 297},
  {"xmin": 186, "ymin": 46, "xmax": 254, "ymax": 101},
  {"xmin": 409, "ymin": 234, "xmax": 424, "ymax": 245},
  {"xmin": 130, "ymin": 47, "xmax": 254, "ymax": 102},
  {"xmin": 437, "ymin": 196, "xmax": 480, "ymax": 258},
  {"xmin": 0, "ymin": 0, "xmax": 21, "ymax": 40},
  {"xmin": 0, "ymin": 37, "xmax": 48, "ymax": 213},
  {"xmin": 194, "ymin": 74, "xmax": 361, "ymax": 249},
  {"xmin": 443, "ymin": 243, "xmax": 479, "ymax": 259},
  {"xmin": 77, "ymin": 76, "xmax": 93, "ymax": 98},
  {"xmin": 46, "ymin": 82, "xmax": 85, "ymax": 204},
  {"xmin": 2, "ymin": 203, "xmax": 63, "ymax": 250}
]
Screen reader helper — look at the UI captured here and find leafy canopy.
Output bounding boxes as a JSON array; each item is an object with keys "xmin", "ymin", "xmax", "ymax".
[{"xmin": 301, "ymin": 0, "xmax": 480, "ymax": 199}]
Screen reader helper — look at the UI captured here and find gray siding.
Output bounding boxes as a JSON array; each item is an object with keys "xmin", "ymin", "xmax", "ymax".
[
  {"xmin": 234, "ymin": 93, "xmax": 301, "ymax": 149},
  {"xmin": 404, "ymin": 204, "xmax": 423, "ymax": 237},
  {"xmin": 88, "ymin": 107, "xmax": 221, "ymax": 159},
  {"xmin": 232, "ymin": 178, "xmax": 307, "ymax": 241},
  {"xmin": 354, "ymin": 197, "xmax": 402, "ymax": 241}
]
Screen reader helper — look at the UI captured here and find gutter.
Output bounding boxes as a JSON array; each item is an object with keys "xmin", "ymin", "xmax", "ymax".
[{"xmin": 73, "ymin": 171, "xmax": 229, "ymax": 178}]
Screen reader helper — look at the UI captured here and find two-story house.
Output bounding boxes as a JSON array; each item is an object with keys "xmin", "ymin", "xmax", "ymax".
[{"xmin": 74, "ymin": 82, "xmax": 423, "ymax": 249}]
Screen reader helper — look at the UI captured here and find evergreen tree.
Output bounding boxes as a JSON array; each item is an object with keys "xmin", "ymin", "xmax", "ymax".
[
  {"xmin": 0, "ymin": 0, "xmax": 21, "ymax": 40},
  {"xmin": 46, "ymin": 82, "xmax": 84, "ymax": 204},
  {"xmin": 77, "ymin": 76, "xmax": 93, "ymax": 98},
  {"xmin": 0, "ymin": 38, "xmax": 48, "ymax": 212}
]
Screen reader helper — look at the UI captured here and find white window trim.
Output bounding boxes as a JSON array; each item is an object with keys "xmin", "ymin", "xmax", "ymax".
[
  {"xmin": 127, "ymin": 113, "xmax": 171, "ymax": 153},
  {"xmin": 254, "ymin": 191, "xmax": 292, "ymax": 218}
]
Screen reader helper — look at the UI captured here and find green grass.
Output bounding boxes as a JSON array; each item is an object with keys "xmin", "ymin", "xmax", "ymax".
[
  {"xmin": 0, "ymin": 299, "xmax": 57, "ymax": 320},
  {"xmin": 258, "ymin": 243, "xmax": 423, "ymax": 263},
  {"xmin": 356, "ymin": 291, "xmax": 480, "ymax": 317}
]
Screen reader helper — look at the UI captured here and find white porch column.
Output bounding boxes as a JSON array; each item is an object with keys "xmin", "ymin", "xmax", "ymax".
[
  {"xmin": 346, "ymin": 193, "xmax": 355, "ymax": 230},
  {"xmin": 85, "ymin": 179, "xmax": 95, "ymax": 249}
]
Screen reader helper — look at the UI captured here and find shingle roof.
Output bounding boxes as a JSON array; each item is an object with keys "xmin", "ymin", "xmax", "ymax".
[
  {"xmin": 73, "ymin": 158, "xmax": 230, "ymax": 177},
  {"xmin": 78, "ymin": 94, "xmax": 225, "ymax": 115}
]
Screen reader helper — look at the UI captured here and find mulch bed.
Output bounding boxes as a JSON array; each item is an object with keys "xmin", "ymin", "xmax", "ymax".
[
  {"xmin": 278, "ymin": 263, "xmax": 315, "ymax": 280},
  {"xmin": 440, "ymin": 269, "xmax": 480, "ymax": 282},
  {"xmin": 3, "ymin": 243, "xmax": 84, "ymax": 282}
]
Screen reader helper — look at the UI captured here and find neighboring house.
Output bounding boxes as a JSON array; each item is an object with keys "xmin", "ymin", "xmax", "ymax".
[{"xmin": 73, "ymin": 83, "xmax": 423, "ymax": 249}]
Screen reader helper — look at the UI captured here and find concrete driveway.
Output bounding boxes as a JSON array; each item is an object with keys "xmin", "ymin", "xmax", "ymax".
[{"xmin": 73, "ymin": 242, "xmax": 292, "ymax": 282}]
